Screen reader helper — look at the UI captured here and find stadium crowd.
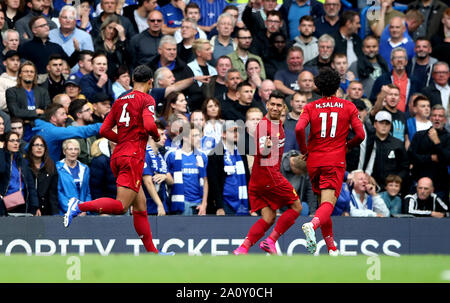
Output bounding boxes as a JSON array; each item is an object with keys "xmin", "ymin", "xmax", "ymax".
[{"xmin": 0, "ymin": 0, "xmax": 449, "ymax": 218}]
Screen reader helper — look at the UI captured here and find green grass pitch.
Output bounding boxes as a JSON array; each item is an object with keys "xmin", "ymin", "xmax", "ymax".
[{"xmin": 1, "ymin": 254, "xmax": 450, "ymax": 283}]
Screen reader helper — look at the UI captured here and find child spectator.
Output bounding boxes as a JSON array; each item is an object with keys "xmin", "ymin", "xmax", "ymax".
[
  {"xmin": 331, "ymin": 53, "xmax": 356, "ymax": 93},
  {"xmin": 379, "ymin": 174, "xmax": 403, "ymax": 216}
]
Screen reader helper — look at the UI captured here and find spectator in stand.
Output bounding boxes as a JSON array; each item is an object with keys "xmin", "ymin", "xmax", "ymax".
[
  {"xmin": 75, "ymin": 0, "xmax": 94, "ymax": 34},
  {"xmin": 165, "ymin": 121, "xmax": 209, "ymax": 216},
  {"xmin": 348, "ymin": 35, "xmax": 390, "ymax": 100},
  {"xmin": 203, "ymin": 55, "xmax": 231, "ymax": 101},
  {"xmin": 0, "ymin": 115, "xmax": 5, "ymax": 140},
  {"xmin": 122, "ymin": 0, "xmax": 158, "ymax": 34},
  {"xmin": 190, "ymin": 0, "xmax": 227, "ymax": 31},
  {"xmin": 242, "ymin": 0, "xmax": 286, "ymax": 38},
  {"xmin": 363, "ymin": 111, "xmax": 409, "ymax": 189},
  {"xmin": 112, "ymin": 65, "xmax": 131, "ymax": 100},
  {"xmin": 219, "ymin": 67, "xmax": 242, "ymax": 109},
  {"xmin": 345, "ymin": 81, "xmax": 372, "ymax": 112},
  {"xmin": 280, "ymin": 150, "xmax": 316, "ymax": 216},
  {"xmin": 26, "ymin": 135, "xmax": 59, "ymax": 215},
  {"xmin": 80, "ymin": 52, "xmax": 114, "ymax": 102},
  {"xmin": 129, "ymin": 9, "xmax": 163, "ymax": 68},
  {"xmin": 94, "ymin": 14, "xmax": 130, "ymax": 82},
  {"xmin": 71, "ymin": 50, "xmax": 94, "ymax": 80},
  {"xmin": 56, "ymin": 138, "xmax": 91, "ymax": 215},
  {"xmin": 431, "ymin": 8, "xmax": 450, "ymax": 63},
  {"xmin": 249, "ymin": 10, "xmax": 286, "ymax": 59},
  {"xmin": 284, "ymin": 91, "xmax": 307, "ymax": 137},
  {"xmin": 39, "ymin": 54, "xmax": 67, "ymax": 101},
  {"xmin": 408, "ymin": 104, "xmax": 450, "ymax": 203},
  {"xmin": 222, "ymin": 81, "xmax": 260, "ymax": 122},
  {"xmin": 283, "ymin": 0, "xmax": 324, "ymax": 40},
  {"xmin": 406, "ymin": 38, "xmax": 437, "ymax": 88},
  {"xmin": 379, "ymin": 174, "xmax": 403, "ymax": 216},
  {"xmin": 161, "ymin": 91, "xmax": 189, "ymax": 124},
  {"xmin": 294, "ymin": 15, "xmax": 319, "ymax": 65},
  {"xmin": 297, "ymin": 70, "xmax": 321, "ymax": 103},
  {"xmin": 367, "ymin": 0, "xmax": 405, "ymax": 38},
  {"xmin": 314, "ymin": 0, "xmax": 340, "ymax": 39},
  {"xmin": 263, "ymin": 32, "xmax": 291, "ymax": 81},
  {"xmin": 405, "ymin": 177, "xmax": 449, "ymax": 217},
  {"xmin": 370, "ymin": 84, "xmax": 409, "ymax": 146},
  {"xmin": 2, "ymin": 0, "xmax": 26, "ymax": 30},
  {"xmin": 274, "ymin": 46, "xmax": 304, "ymax": 96},
  {"xmin": 176, "ymin": 18, "xmax": 199, "ymax": 64},
  {"xmin": 10, "ymin": 117, "xmax": 26, "ymax": 152},
  {"xmin": 0, "ymin": 131, "xmax": 39, "ymax": 216},
  {"xmin": 209, "ymin": 13, "xmax": 236, "ymax": 66},
  {"xmin": 90, "ymin": 92, "xmax": 112, "ymax": 124},
  {"xmin": 408, "ymin": 0, "xmax": 448, "ymax": 41},
  {"xmin": 331, "ymin": 53, "xmax": 356, "ymax": 93},
  {"xmin": 207, "ymin": 120, "xmax": 250, "ymax": 216},
  {"xmin": 90, "ymin": 0, "xmax": 136, "ymax": 42},
  {"xmin": 0, "ymin": 29, "xmax": 20, "ymax": 74},
  {"xmin": 331, "ymin": 10, "xmax": 362, "ymax": 68},
  {"xmin": 379, "ymin": 16, "xmax": 415, "ymax": 71},
  {"xmin": 186, "ymin": 38, "xmax": 217, "ymax": 111},
  {"xmin": 142, "ymin": 120, "xmax": 172, "ymax": 216},
  {"xmin": 245, "ymin": 58, "xmax": 264, "ymax": 92},
  {"xmin": 18, "ymin": 16, "xmax": 75, "ymax": 76},
  {"xmin": 6, "ymin": 60, "xmax": 50, "ymax": 142},
  {"xmin": 349, "ymin": 170, "xmax": 390, "ymax": 217},
  {"xmin": 48, "ymin": 5, "xmax": 95, "ymax": 57},
  {"xmin": 68, "ymin": 99, "xmax": 97, "ymax": 165},
  {"xmin": 0, "ymin": 50, "xmax": 20, "ymax": 112},
  {"xmin": 41, "ymin": 0, "xmax": 57, "ymax": 18},
  {"xmin": 228, "ymin": 28, "xmax": 266, "ymax": 81},
  {"xmin": 304, "ymin": 34, "xmax": 334, "ymax": 76},
  {"xmin": 89, "ymin": 136, "xmax": 117, "ymax": 200},
  {"xmin": 406, "ymin": 95, "xmax": 432, "ymax": 141},
  {"xmin": 421, "ymin": 62, "xmax": 450, "ymax": 111},
  {"xmin": 52, "ymin": 94, "xmax": 72, "ymax": 120},
  {"xmin": 174, "ymin": 4, "xmax": 207, "ymax": 44},
  {"xmin": 14, "ymin": 0, "xmax": 57, "ymax": 42},
  {"xmin": 255, "ymin": 79, "xmax": 275, "ymax": 116},
  {"xmin": 202, "ymin": 97, "xmax": 224, "ymax": 150},
  {"xmin": 31, "ymin": 103, "xmax": 101, "ymax": 162},
  {"xmin": 157, "ymin": 0, "xmax": 184, "ymax": 36},
  {"xmin": 64, "ymin": 75, "xmax": 85, "ymax": 102},
  {"xmin": 370, "ymin": 47, "xmax": 420, "ymax": 115}
]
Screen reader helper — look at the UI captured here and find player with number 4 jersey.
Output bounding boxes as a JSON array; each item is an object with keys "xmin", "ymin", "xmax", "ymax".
[
  {"xmin": 63, "ymin": 65, "xmax": 174, "ymax": 256},
  {"xmin": 296, "ymin": 67, "xmax": 365, "ymax": 255}
]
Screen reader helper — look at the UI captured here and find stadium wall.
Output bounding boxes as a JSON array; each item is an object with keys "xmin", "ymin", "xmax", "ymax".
[{"xmin": 0, "ymin": 216, "xmax": 449, "ymax": 256}]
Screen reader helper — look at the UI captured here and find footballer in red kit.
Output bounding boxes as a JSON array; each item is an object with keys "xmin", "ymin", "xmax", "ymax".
[
  {"xmin": 234, "ymin": 89, "xmax": 303, "ymax": 256},
  {"xmin": 296, "ymin": 67, "xmax": 365, "ymax": 255},
  {"xmin": 64, "ymin": 65, "xmax": 174, "ymax": 256}
]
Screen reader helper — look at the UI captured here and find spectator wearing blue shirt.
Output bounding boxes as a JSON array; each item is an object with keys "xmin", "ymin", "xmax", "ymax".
[
  {"xmin": 32, "ymin": 103, "xmax": 101, "ymax": 162},
  {"xmin": 157, "ymin": 0, "xmax": 185, "ymax": 36},
  {"xmin": 282, "ymin": 0, "xmax": 324, "ymax": 40},
  {"xmin": 57, "ymin": 139, "xmax": 91, "ymax": 215},
  {"xmin": 48, "ymin": 5, "xmax": 95, "ymax": 57},
  {"xmin": 379, "ymin": 174, "xmax": 403, "ymax": 216},
  {"xmin": 190, "ymin": 0, "xmax": 227, "ymax": 28},
  {"xmin": 165, "ymin": 121, "xmax": 208, "ymax": 215},
  {"xmin": 143, "ymin": 120, "xmax": 173, "ymax": 215}
]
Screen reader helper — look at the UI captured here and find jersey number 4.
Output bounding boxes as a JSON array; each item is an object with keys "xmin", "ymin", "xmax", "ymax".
[
  {"xmin": 319, "ymin": 112, "xmax": 338, "ymax": 138},
  {"xmin": 119, "ymin": 103, "xmax": 130, "ymax": 127}
]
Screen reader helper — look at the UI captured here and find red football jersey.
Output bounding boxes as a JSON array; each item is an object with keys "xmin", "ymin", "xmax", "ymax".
[
  {"xmin": 295, "ymin": 96, "xmax": 365, "ymax": 168},
  {"xmin": 100, "ymin": 90, "xmax": 159, "ymax": 161},
  {"xmin": 250, "ymin": 116, "xmax": 286, "ymax": 186}
]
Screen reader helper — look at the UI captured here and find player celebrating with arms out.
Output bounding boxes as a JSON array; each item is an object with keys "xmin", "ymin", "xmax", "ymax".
[
  {"xmin": 295, "ymin": 67, "xmax": 365, "ymax": 255},
  {"xmin": 64, "ymin": 65, "xmax": 174, "ymax": 256},
  {"xmin": 234, "ymin": 90, "xmax": 303, "ymax": 255}
]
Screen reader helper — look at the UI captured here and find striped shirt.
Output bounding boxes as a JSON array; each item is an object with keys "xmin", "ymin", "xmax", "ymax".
[{"xmin": 190, "ymin": 0, "xmax": 228, "ymax": 26}]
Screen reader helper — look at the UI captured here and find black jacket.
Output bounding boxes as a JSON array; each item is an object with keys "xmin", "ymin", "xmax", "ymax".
[
  {"xmin": 355, "ymin": 54, "xmax": 390, "ymax": 81},
  {"xmin": 0, "ymin": 149, "xmax": 39, "ymax": 216},
  {"xmin": 363, "ymin": 134, "xmax": 409, "ymax": 188},
  {"xmin": 331, "ymin": 31, "xmax": 364, "ymax": 60},
  {"xmin": 30, "ymin": 164, "xmax": 59, "ymax": 215},
  {"xmin": 408, "ymin": 127, "xmax": 450, "ymax": 196},
  {"xmin": 206, "ymin": 141, "xmax": 250, "ymax": 213},
  {"xmin": 421, "ymin": 83, "xmax": 448, "ymax": 108},
  {"xmin": 6, "ymin": 86, "xmax": 51, "ymax": 124}
]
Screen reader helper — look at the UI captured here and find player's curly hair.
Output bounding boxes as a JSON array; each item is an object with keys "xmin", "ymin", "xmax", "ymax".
[{"xmin": 314, "ymin": 67, "xmax": 341, "ymax": 97}]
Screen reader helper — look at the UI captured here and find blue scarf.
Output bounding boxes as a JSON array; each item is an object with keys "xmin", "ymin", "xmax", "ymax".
[
  {"xmin": 223, "ymin": 145, "xmax": 248, "ymax": 215},
  {"xmin": 170, "ymin": 149, "xmax": 206, "ymax": 212}
]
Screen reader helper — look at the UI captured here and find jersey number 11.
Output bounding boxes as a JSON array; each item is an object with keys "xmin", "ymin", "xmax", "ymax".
[{"xmin": 319, "ymin": 112, "xmax": 338, "ymax": 138}]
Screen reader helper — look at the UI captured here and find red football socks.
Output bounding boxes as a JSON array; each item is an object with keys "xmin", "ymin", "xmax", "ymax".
[
  {"xmin": 321, "ymin": 219, "xmax": 337, "ymax": 251},
  {"xmin": 133, "ymin": 210, "xmax": 159, "ymax": 254},
  {"xmin": 242, "ymin": 218, "xmax": 271, "ymax": 249},
  {"xmin": 311, "ymin": 202, "xmax": 334, "ymax": 230},
  {"xmin": 270, "ymin": 208, "xmax": 300, "ymax": 242},
  {"xmin": 79, "ymin": 198, "xmax": 125, "ymax": 215}
]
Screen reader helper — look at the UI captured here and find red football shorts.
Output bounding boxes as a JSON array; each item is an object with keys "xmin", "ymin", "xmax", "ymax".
[
  {"xmin": 111, "ymin": 156, "xmax": 144, "ymax": 193},
  {"xmin": 308, "ymin": 165, "xmax": 345, "ymax": 198},
  {"xmin": 248, "ymin": 179, "xmax": 299, "ymax": 212}
]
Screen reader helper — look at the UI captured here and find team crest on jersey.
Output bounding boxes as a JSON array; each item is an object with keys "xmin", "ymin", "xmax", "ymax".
[{"xmin": 136, "ymin": 180, "xmax": 140, "ymax": 187}]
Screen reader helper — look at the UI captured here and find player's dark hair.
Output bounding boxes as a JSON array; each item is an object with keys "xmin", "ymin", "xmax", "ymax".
[
  {"xmin": 269, "ymin": 90, "xmax": 285, "ymax": 100},
  {"xmin": 314, "ymin": 67, "xmax": 340, "ymax": 97},
  {"xmin": 133, "ymin": 65, "xmax": 153, "ymax": 83}
]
